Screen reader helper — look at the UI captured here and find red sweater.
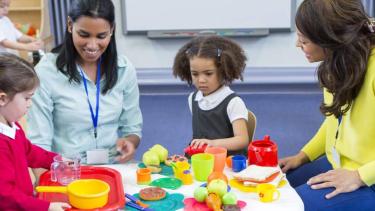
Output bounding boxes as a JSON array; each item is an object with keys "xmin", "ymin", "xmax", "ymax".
[{"xmin": 0, "ymin": 123, "xmax": 57, "ymax": 211}]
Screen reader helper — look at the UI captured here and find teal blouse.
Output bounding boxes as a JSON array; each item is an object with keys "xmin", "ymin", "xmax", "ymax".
[{"xmin": 26, "ymin": 53, "xmax": 143, "ymax": 163}]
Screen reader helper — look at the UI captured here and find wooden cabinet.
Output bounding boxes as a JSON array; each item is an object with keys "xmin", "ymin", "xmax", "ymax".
[{"xmin": 8, "ymin": 0, "xmax": 53, "ymax": 58}]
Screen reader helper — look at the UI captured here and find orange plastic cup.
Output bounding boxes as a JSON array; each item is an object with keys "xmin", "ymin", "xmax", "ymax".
[
  {"xmin": 136, "ymin": 168, "xmax": 151, "ymax": 185},
  {"xmin": 204, "ymin": 146, "xmax": 227, "ymax": 172}
]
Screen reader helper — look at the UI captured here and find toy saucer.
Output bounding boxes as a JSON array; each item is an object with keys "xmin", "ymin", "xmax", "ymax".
[
  {"xmin": 229, "ymin": 178, "xmax": 287, "ymax": 192},
  {"xmin": 183, "ymin": 198, "xmax": 246, "ymax": 211},
  {"xmin": 138, "ymin": 162, "xmax": 174, "ymax": 176},
  {"xmin": 126, "ymin": 193, "xmax": 184, "ymax": 211},
  {"xmin": 150, "ymin": 177, "xmax": 182, "ymax": 190},
  {"xmin": 200, "ymin": 183, "xmax": 231, "ymax": 192}
]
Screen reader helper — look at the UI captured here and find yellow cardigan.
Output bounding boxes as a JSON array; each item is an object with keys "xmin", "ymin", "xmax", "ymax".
[{"xmin": 302, "ymin": 51, "xmax": 375, "ymax": 186}]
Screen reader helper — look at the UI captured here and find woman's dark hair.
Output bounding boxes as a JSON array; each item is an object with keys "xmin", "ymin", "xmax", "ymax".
[
  {"xmin": 52, "ymin": 0, "xmax": 117, "ymax": 94},
  {"xmin": 0, "ymin": 53, "xmax": 39, "ymax": 99},
  {"xmin": 173, "ymin": 35, "xmax": 247, "ymax": 85},
  {"xmin": 296, "ymin": 0, "xmax": 375, "ymax": 118}
]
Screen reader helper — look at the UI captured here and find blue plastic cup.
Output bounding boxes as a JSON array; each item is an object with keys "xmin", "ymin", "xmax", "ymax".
[{"xmin": 231, "ymin": 155, "xmax": 247, "ymax": 172}]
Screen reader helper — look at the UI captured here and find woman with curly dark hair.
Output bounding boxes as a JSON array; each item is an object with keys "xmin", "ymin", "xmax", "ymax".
[
  {"xmin": 279, "ymin": 0, "xmax": 375, "ymax": 210},
  {"xmin": 173, "ymin": 35, "xmax": 250, "ymax": 155}
]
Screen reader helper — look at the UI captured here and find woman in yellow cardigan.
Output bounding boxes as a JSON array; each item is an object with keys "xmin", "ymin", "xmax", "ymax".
[{"xmin": 279, "ymin": 0, "xmax": 375, "ymax": 210}]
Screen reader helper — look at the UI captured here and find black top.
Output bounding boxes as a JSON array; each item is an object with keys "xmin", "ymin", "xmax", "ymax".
[{"xmin": 192, "ymin": 91, "xmax": 246, "ymax": 155}]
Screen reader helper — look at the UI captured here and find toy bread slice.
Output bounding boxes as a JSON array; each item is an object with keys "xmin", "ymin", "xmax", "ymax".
[{"xmin": 233, "ymin": 165, "xmax": 280, "ymax": 182}]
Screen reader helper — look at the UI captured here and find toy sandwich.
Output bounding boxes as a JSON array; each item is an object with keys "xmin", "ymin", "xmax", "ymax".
[{"xmin": 233, "ymin": 165, "xmax": 283, "ymax": 185}]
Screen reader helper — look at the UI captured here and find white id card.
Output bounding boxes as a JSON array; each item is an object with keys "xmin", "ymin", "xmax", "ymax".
[
  {"xmin": 332, "ymin": 146, "xmax": 341, "ymax": 168},
  {"xmin": 87, "ymin": 149, "xmax": 109, "ymax": 164}
]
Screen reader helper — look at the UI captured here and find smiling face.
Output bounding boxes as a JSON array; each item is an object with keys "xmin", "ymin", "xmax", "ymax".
[
  {"xmin": 68, "ymin": 16, "xmax": 113, "ymax": 65},
  {"xmin": 0, "ymin": 88, "xmax": 35, "ymax": 125},
  {"xmin": 190, "ymin": 56, "xmax": 221, "ymax": 96},
  {"xmin": 296, "ymin": 30, "xmax": 325, "ymax": 63}
]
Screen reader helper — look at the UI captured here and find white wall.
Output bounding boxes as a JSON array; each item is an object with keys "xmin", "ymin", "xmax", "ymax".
[{"xmin": 113, "ymin": 0, "xmax": 318, "ymax": 84}]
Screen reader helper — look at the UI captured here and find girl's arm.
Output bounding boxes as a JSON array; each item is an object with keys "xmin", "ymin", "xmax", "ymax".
[
  {"xmin": 0, "ymin": 148, "xmax": 51, "ymax": 210},
  {"xmin": 17, "ymin": 34, "xmax": 36, "ymax": 43},
  {"xmin": 1, "ymin": 39, "xmax": 42, "ymax": 51}
]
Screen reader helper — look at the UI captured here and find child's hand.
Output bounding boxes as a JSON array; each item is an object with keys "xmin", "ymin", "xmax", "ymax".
[
  {"xmin": 48, "ymin": 202, "xmax": 71, "ymax": 211},
  {"xmin": 307, "ymin": 169, "xmax": 365, "ymax": 199},
  {"xmin": 190, "ymin": 138, "xmax": 213, "ymax": 149}
]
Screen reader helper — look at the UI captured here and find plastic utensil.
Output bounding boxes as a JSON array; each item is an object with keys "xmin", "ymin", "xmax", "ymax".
[
  {"xmin": 126, "ymin": 200, "xmax": 154, "ymax": 211},
  {"xmin": 50, "ymin": 154, "xmax": 81, "ymax": 185},
  {"xmin": 184, "ymin": 144, "xmax": 208, "ymax": 157},
  {"xmin": 126, "ymin": 193, "xmax": 149, "ymax": 208},
  {"xmin": 36, "ymin": 179, "xmax": 109, "ymax": 209},
  {"xmin": 138, "ymin": 162, "xmax": 174, "ymax": 176},
  {"xmin": 248, "ymin": 135, "xmax": 278, "ymax": 167},
  {"xmin": 136, "ymin": 168, "xmax": 152, "ymax": 185},
  {"xmin": 229, "ymin": 178, "xmax": 287, "ymax": 192},
  {"xmin": 183, "ymin": 198, "xmax": 247, "ymax": 211},
  {"xmin": 126, "ymin": 193, "xmax": 184, "ymax": 211},
  {"xmin": 204, "ymin": 146, "xmax": 227, "ymax": 172},
  {"xmin": 38, "ymin": 166, "xmax": 125, "ymax": 211},
  {"xmin": 191, "ymin": 153, "xmax": 214, "ymax": 182}
]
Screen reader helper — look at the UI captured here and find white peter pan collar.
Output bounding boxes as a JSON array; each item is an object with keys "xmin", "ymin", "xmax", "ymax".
[
  {"xmin": 194, "ymin": 85, "xmax": 233, "ymax": 105},
  {"xmin": 0, "ymin": 122, "xmax": 19, "ymax": 139}
]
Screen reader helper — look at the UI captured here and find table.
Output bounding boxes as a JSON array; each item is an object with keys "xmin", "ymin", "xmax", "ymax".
[{"xmin": 104, "ymin": 161, "xmax": 304, "ymax": 211}]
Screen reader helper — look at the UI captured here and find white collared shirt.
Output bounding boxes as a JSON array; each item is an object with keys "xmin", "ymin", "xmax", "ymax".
[
  {"xmin": 0, "ymin": 122, "xmax": 19, "ymax": 139},
  {"xmin": 188, "ymin": 86, "xmax": 248, "ymax": 123}
]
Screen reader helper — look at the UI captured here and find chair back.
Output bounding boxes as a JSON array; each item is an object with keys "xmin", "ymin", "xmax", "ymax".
[{"xmin": 247, "ymin": 110, "xmax": 257, "ymax": 142}]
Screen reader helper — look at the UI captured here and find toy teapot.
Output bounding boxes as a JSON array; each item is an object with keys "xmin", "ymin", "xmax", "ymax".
[{"xmin": 248, "ymin": 135, "xmax": 278, "ymax": 167}]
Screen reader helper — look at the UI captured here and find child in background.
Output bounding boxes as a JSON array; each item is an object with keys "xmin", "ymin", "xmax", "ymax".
[
  {"xmin": 173, "ymin": 35, "xmax": 249, "ymax": 155},
  {"xmin": 0, "ymin": 0, "xmax": 43, "ymax": 54},
  {"xmin": 0, "ymin": 53, "xmax": 70, "ymax": 211}
]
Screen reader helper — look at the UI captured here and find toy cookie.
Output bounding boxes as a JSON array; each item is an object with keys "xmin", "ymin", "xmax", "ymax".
[
  {"xmin": 165, "ymin": 154, "xmax": 188, "ymax": 166},
  {"xmin": 139, "ymin": 187, "xmax": 166, "ymax": 201}
]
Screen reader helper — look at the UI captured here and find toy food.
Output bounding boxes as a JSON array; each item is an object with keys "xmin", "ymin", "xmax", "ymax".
[
  {"xmin": 165, "ymin": 154, "xmax": 188, "ymax": 166},
  {"xmin": 222, "ymin": 192, "xmax": 237, "ymax": 205},
  {"xmin": 184, "ymin": 144, "xmax": 207, "ymax": 157},
  {"xmin": 205, "ymin": 193, "xmax": 222, "ymax": 211},
  {"xmin": 142, "ymin": 151, "xmax": 160, "ymax": 166},
  {"xmin": 145, "ymin": 164, "xmax": 162, "ymax": 173},
  {"xmin": 149, "ymin": 144, "xmax": 168, "ymax": 162},
  {"xmin": 207, "ymin": 171, "xmax": 228, "ymax": 185},
  {"xmin": 194, "ymin": 186, "xmax": 208, "ymax": 202},
  {"xmin": 139, "ymin": 187, "xmax": 166, "ymax": 201},
  {"xmin": 207, "ymin": 179, "xmax": 228, "ymax": 197},
  {"xmin": 222, "ymin": 204, "xmax": 240, "ymax": 211},
  {"xmin": 233, "ymin": 165, "xmax": 280, "ymax": 183}
]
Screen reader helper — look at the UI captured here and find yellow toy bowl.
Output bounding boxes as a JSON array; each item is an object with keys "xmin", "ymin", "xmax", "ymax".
[{"xmin": 36, "ymin": 179, "xmax": 110, "ymax": 209}]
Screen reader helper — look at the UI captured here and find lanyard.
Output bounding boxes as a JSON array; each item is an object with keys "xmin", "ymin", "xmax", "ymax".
[
  {"xmin": 335, "ymin": 115, "xmax": 342, "ymax": 140},
  {"xmin": 78, "ymin": 58, "xmax": 101, "ymax": 139}
]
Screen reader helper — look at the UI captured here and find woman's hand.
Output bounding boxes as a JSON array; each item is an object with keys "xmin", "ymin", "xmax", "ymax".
[
  {"xmin": 115, "ymin": 135, "xmax": 140, "ymax": 163},
  {"xmin": 48, "ymin": 202, "xmax": 71, "ymax": 211},
  {"xmin": 190, "ymin": 138, "xmax": 213, "ymax": 149},
  {"xmin": 307, "ymin": 169, "xmax": 365, "ymax": 199},
  {"xmin": 279, "ymin": 151, "xmax": 310, "ymax": 173}
]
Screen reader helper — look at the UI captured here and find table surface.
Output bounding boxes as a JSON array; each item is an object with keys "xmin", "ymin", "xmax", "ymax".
[{"xmin": 103, "ymin": 161, "xmax": 304, "ymax": 211}]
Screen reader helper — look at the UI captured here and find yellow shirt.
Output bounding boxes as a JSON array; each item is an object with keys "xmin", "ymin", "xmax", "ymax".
[{"xmin": 302, "ymin": 50, "xmax": 375, "ymax": 186}]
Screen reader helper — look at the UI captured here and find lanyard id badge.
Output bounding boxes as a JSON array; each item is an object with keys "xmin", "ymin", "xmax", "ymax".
[
  {"xmin": 87, "ymin": 149, "xmax": 109, "ymax": 164},
  {"xmin": 332, "ymin": 115, "xmax": 342, "ymax": 168},
  {"xmin": 78, "ymin": 57, "xmax": 101, "ymax": 144},
  {"xmin": 331, "ymin": 146, "xmax": 341, "ymax": 168}
]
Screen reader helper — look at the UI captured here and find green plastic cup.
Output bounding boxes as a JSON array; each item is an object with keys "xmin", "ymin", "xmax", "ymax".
[{"xmin": 191, "ymin": 153, "xmax": 214, "ymax": 182}]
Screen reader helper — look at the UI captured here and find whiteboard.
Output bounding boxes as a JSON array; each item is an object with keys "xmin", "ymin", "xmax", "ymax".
[{"xmin": 121, "ymin": 0, "xmax": 296, "ymax": 32}]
